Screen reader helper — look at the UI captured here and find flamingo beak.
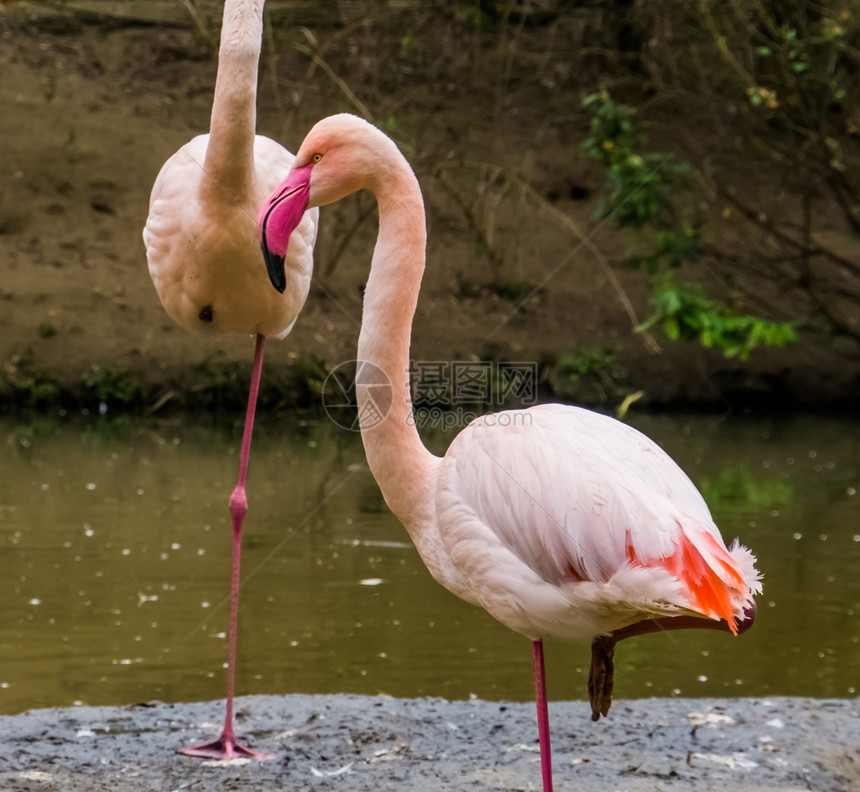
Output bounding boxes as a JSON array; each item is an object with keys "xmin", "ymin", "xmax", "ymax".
[{"xmin": 258, "ymin": 164, "xmax": 313, "ymax": 294}]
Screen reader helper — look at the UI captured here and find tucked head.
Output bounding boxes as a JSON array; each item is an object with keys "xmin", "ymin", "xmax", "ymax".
[{"xmin": 258, "ymin": 114, "xmax": 395, "ymax": 293}]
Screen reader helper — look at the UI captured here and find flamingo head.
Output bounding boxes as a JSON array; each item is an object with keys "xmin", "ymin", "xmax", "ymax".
[
  {"xmin": 259, "ymin": 114, "xmax": 395, "ymax": 293},
  {"xmin": 258, "ymin": 162, "xmax": 313, "ymax": 293}
]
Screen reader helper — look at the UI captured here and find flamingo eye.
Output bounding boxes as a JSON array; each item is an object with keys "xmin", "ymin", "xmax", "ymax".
[{"xmin": 312, "ymin": 153, "xmax": 323, "ymax": 163}]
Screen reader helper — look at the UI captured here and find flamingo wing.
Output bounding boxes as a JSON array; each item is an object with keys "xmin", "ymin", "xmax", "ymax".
[
  {"xmin": 434, "ymin": 404, "xmax": 760, "ymax": 641},
  {"xmin": 143, "ymin": 135, "xmax": 210, "ymax": 317}
]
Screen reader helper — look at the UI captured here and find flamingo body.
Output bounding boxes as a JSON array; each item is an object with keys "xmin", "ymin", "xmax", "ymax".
[
  {"xmin": 144, "ymin": 132, "xmax": 316, "ymax": 338},
  {"xmin": 258, "ymin": 114, "xmax": 760, "ymax": 787},
  {"xmin": 142, "ymin": 0, "xmax": 317, "ymax": 760},
  {"xmin": 143, "ymin": 0, "xmax": 317, "ymax": 339}
]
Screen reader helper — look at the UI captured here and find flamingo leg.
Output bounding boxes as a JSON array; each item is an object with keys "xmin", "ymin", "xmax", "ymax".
[
  {"xmin": 588, "ymin": 636, "xmax": 616, "ymax": 722},
  {"xmin": 532, "ymin": 639, "xmax": 554, "ymax": 792},
  {"xmin": 181, "ymin": 333, "xmax": 273, "ymax": 761},
  {"xmin": 587, "ymin": 604, "xmax": 757, "ymax": 722}
]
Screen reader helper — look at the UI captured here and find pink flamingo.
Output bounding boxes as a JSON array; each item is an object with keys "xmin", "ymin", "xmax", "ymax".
[
  {"xmin": 142, "ymin": 0, "xmax": 317, "ymax": 760},
  {"xmin": 258, "ymin": 115, "xmax": 761, "ymax": 789}
]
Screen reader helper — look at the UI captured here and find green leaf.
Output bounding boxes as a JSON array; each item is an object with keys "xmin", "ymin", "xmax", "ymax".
[
  {"xmin": 638, "ymin": 280, "xmax": 799, "ymax": 359},
  {"xmin": 664, "ymin": 316, "xmax": 680, "ymax": 340}
]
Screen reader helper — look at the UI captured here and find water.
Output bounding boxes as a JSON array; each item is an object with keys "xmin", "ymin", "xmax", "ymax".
[{"xmin": 1, "ymin": 412, "xmax": 857, "ymax": 715}]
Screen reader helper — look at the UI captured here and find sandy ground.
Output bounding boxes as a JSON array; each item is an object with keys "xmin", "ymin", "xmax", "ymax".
[{"xmin": 1, "ymin": 694, "xmax": 857, "ymax": 791}]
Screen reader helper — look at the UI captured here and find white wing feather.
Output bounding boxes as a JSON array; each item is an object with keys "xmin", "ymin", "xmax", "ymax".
[{"xmin": 434, "ymin": 404, "xmax": 758, "ymax": 641}]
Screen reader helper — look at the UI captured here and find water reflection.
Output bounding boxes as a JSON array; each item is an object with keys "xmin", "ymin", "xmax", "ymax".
[{"xmin": 0, "ymin": 412, "xmax": 857, "ymax": 715}]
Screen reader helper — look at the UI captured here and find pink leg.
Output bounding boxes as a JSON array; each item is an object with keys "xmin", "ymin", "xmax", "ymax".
[
  {"xmin": 532, "ymin": 640, "xmax": 554, "ymax": 792},
  {"xmin": 181, "ymin": 334, "xmax": 273, "ymax": 760}
]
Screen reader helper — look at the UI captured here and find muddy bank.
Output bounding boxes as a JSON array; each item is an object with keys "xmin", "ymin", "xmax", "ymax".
[
  {"xmin": 1, "ymin": 6, "xmax": 859, "ymax": 415},
  {"xmin": 1, "ymin": 694, "xmax": 857, "ymax": 791}
]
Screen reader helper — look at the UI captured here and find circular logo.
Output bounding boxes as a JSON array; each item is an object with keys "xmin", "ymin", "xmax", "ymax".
[{"xmin": 321, "ymin": 360, "xmax": 393, "ymax": 432}]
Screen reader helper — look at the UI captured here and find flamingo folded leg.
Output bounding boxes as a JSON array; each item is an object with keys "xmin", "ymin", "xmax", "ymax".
[{"xmin": 587, "ymin": 604, "xmax": 757, "ymax": 721}]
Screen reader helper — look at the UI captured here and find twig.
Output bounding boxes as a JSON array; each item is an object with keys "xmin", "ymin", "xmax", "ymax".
[
  {"xmin": 719, "ymin": 187, "xmax": 860, "ymax": 276},
  {"xmin": 294, "ymin": 26, "xmax": 374, "ymax": 123},
  {"xmin": 434, "ymin": 169, "xmax": 503, "ymax": 270},
  {"xmin": 14, "ymin": 0, "xmax": 193, "ymax": 29},
  {"xmin": 514, "ymin": 178, "xmax": 662, "ymax": 353},
  {"xmin": 176, "ymin": 0, "xmax": 211, "ymax": 45},
  {"xmin": 321, "ymin": 195, "xmax": 377, "ymax": 278},
  {"xmin": 433, "ymin": 159, "xmax": 661, "ymax": 352}
]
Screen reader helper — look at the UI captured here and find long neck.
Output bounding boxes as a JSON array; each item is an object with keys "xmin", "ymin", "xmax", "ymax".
[
  {"xmin": 202, "ymin": 0, "xmax": 264, "ymax": 205},
  {"xmin": 356, "ymin": 160, "xmax": 439, "ymax": 529}
]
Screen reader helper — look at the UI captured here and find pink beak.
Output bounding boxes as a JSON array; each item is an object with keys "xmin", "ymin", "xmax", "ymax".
[{"xmin": 259, "ymin": 163, "xmax": 313, "ymax": 294}]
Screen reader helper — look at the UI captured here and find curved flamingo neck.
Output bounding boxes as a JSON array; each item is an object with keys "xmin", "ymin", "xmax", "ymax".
[
  {"xmin": 356, "ymin": 156, "xmax": 439, "ymax": 529},
  {"xmin": 203, "ymin": 0, "xmax": 265, "ymax": 205}
]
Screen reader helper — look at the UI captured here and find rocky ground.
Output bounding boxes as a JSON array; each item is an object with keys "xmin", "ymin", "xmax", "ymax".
[{"xmin": 1, "ymin": 694, "xmax": 857, "ymax": 791}]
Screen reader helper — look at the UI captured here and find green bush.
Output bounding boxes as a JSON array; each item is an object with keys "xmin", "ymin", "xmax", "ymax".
[{"xmin": 584, "ymin": 89, "xmax": 799, "ymax": 360}]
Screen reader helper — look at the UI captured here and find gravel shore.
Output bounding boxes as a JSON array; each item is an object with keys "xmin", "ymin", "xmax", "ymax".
[{"xmin": 1, "ymin": 695, "xmax": 857, "ymax": 791}]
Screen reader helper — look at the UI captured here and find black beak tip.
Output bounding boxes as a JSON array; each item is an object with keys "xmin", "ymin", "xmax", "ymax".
[{"xmin": 262, "ymin": 245, "xmax": 287, "ymax": 294}]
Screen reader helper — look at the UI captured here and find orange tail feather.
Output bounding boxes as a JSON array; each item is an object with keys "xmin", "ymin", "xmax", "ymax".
[{"xmin": 661, "ymin": 530, "xmax": 744, "ymax": 634}]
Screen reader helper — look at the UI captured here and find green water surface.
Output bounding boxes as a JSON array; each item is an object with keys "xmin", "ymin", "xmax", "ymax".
[{"xmin": 0, "ymin": 412, "xmax": 857, "ymax": 714}]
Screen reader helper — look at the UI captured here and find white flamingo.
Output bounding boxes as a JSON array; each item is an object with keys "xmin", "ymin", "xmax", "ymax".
[
  {"xmin": 258, "ymin": 114, "xmax": 760, "ymax": 789},
  {"xmin": 142, "ymin": 0, "xmax": 317, "ymax": 759}
]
